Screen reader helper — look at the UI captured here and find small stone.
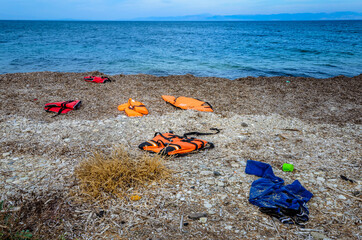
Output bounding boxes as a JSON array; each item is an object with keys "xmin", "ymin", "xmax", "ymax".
[
  {"xmin": 231, "ymin": 163, "xmax": 239, "ymax": 168},
  {"xmin": 200, "ymin": 171, "xmax": 212, "ymax": 176},
  {"xmin": 205, "ymin": 179, "xmax": 214, "ymax": 185},
  {"xmin": 13, "ymin": 180, "xmax": 21, "ymax": 184},
  {"xmin": 238, "ymin": 136, "xmax": 249, "ymax": 142},
  {"xmin": 5, "ymin": 179, "xmax": 14, "ymax": 183},
  {"xmin": 225, "ymin": 225, "xmax": 232, "ymax": 230},
  {"xmin": 217, "ymin": 182, "xmax": 225, "ymax": 187},
  {"xmin": 316, "ymin": 177, "xmax": 325, "ymax": 183},
  {"xmin": 239, "ymin": 161, "xmax": 246, "ymax": 167},
  {"xmin": 241, "ymin": 122, "xmax": 248, "ymax": 127},
  {"xmin": 338, "ymin": 195, "xmax": 346, "ymax": 200},
  {"xmin": 188, "ymin": 213, "xmax": 207, "ymax": 220},
  {"xmin": 208, "ymin": 210, "xmax": 216, "ymax": 214},
  {"xmin": 204, "ymin": 203, "xmax": 212, "ymax": 208},
  {"xmin": 219, "ymin": 194, "xmax": 228, "ymax": 200},
  {"xmin": 311, "ymin": 232, "xmax": 331, "ymax": 240},
  {"xmin": 213, "ymin": 171, "xmax": 221, "ymax": 177},
  {"xmin": 2, "ymin": 152, "xmax": 11, "ymax": 157},
  {"xmin": 63, "ymin": 138, "xmax": 70, "ymax": 143},
  {"xmin": 199, "ymin": 217, "xmax": 207, "ymax": 223}
]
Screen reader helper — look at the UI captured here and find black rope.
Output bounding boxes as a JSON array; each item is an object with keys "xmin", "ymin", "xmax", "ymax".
[{"xmin": 183, "ymin": 128, "xmax": 220, "ymax": 138}]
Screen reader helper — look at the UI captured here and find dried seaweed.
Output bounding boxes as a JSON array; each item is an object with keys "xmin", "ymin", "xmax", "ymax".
[{"xmin": 74, "ymin": 146, "xmax": 171, "ymax": 201}]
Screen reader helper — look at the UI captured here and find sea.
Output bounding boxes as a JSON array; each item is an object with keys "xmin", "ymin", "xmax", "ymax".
[{"xmin": 0, "ymin": 20, "xmax": 361, "ymax": 79}]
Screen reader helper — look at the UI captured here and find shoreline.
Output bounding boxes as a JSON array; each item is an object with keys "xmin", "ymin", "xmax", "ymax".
[
  {"xmin": 1, "ymin": 70, "xmax": 361, "ymax": 80},
  {"xmin": 0, "ymin": 71, "xmax": 361, "ymax": 239},
  {"xmin": 0, "ymin": 71, "xmax": 361, "ymax": 124}
]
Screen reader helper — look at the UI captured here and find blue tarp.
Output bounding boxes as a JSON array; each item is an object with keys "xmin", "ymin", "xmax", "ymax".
[{"xmin": 245, "ymin": 160, "xmax": 313, "ymax": 223}]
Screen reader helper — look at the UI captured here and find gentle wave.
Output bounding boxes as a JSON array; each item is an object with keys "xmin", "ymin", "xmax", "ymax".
[{"xmin": 0, "ymin": 20, "xmax": 361, "ymax": 79}]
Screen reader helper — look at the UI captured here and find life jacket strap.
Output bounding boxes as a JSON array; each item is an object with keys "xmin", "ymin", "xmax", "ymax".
[
  {"xmin": 183, "ymin": 128, "xmax": 220, "ymax": 138},
  {"xmin": 202, "ymin": 101, "xmax": 213, "ymax": 110}
]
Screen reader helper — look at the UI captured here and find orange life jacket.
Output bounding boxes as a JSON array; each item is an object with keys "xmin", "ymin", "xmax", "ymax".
[
  {"xmin": 139, "ymin": 128, "xmax": 220, "ymax": 156},
  {"xmin": 162, "ymin": 95, "xmax": 213, "ymax": 112},
  {"xmin": 44, "ymin": 100, "xmax": 81, "ymax": 116},
  {"xmin": 118, "ymin": 98, "xmax": 149, "ymax": 117}
]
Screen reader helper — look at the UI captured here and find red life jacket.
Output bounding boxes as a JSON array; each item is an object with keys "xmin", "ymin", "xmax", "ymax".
[
  {"xmin": 139, "ymin": 128, "xmax": 220, "ymax": 156},
  {"xmin": 84, "ymin": 76, "xmax": 111, "ymax": 83},
  {"xmin": 44, "ymin": 100, "xmax": 81, "ymax": 116}
]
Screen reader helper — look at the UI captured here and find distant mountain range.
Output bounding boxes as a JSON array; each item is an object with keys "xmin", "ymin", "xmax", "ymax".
[{"xmin": 134, "ymin": 11, "xmax": 362, "ymax": 21}]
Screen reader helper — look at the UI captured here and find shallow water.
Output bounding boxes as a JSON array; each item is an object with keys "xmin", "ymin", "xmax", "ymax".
[{"xmin": 0, "ymin": 20, "xmax": 361, "ymax": 78}]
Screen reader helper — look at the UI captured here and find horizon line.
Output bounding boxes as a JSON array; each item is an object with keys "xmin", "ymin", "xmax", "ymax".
[
  {"xmin": 1, "ymin": 19, "xmax": 362, "ymax": 22},
  {"xmin": 1, "ymin": 11, "xmax": 361, "ymax": 21}
]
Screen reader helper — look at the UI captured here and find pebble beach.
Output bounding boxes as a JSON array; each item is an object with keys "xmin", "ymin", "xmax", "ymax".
[{"xmin": 0, "ymin": 72, "xmax": 361, "ymax": 239}]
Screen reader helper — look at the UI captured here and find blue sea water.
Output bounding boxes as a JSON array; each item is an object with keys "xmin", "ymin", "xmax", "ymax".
[{"xmin": 0, "ymin": 20, "xmax": 361, "ymax": 79}]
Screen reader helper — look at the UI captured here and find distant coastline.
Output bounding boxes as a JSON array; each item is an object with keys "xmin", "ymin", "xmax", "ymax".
[
  {"xmin": 133, "ymin": 11, "xmax": 362, "ymax": 21},
  {"xmin": 1, "ymin": 11, "xmax": 362, "ymax": 21}
]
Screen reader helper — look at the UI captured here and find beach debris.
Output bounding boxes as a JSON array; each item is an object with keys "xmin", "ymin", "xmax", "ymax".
[
  {"xmin": 241, "ymin": 122, "xmax": 248, "ymax": 127},
  {"xmin": 130, "ymin": 195, "xmax": 141, "ymax": 201},
  {"xmin": 139, "ymin": 129, "xmax": 219, "ymax": 156},
  {"xmin": 275, "ymin": 134, "xmax": 287, "ymax": 141},
  {"xmin": 213, "ymin": 171, "xmax": 221, "ymax": 177},
  {"xmin": 75, "ymin": 146, "xmax": 170, "ymax": 200},
  {"xmin": 84, "ymin": 75, "xmax": 111, "ymax": 83},
  {"xmin": 162, "ymin": 95, "xmax": 214, "ymax": 112},
  {"xmin": 188, "ymin": 213, "xmax": 207, "ymax": 220},
  {"xmin": 340, "ymin": 175, "xmax": 355, "ymax": 183},
  {"xmin": 245, "ymin": 160, "xmax": 313, "ymax": 224},
  {"xmin": 44, "ymin": 100, "xmax": 81, "ymax": 117},
  {"xmin": 280, "ymin": 128, "xmax": 301, "ymax": 132},
  {"xmin": 282, "ymin": 163, "xmax": 294, "ymax": 172},
  {"xmin": 117, "ymin": 98, "xmax": 149, "ymax": 117},
  {"xmin": 199, "ymin": 217, "xmax": 207, "ymax": 223},
  {"xmin": 326, "ymin": 186, "xmax": 362, "ymax": 201},
  {"xmin": 95, "ymin": 210, "xmax": 105, "ymax": 218}
]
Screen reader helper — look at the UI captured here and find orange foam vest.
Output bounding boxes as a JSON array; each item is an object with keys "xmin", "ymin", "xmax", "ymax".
[
  {"xmin": 139, "ymin": 128, "xmax": 220, "ymax": 156},
  {"xmin": 118, "ymin": 98, "xmax": 149, "ymax": 117},
  {"xmin": 162, "ymin": 95, "xmax": 213, "ymax": 112}
]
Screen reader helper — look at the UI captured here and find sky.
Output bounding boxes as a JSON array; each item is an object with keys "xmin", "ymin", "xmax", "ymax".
[{"xmin": 0, "ymin": 0, "xmax": 361, "ymax": 20}]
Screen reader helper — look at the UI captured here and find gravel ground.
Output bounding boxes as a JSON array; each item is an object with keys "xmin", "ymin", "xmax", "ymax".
[{"xmin": 0, "ymin": 72, "xmax": 361, "ymax": 239}]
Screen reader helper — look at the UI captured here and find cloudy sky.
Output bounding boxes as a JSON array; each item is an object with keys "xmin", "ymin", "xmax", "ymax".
[{"xmin": 1, "ymin": 0, "xmax": 361, "ymax": 20}]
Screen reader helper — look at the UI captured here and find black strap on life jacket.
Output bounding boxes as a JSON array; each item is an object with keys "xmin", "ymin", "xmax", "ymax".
[
  {"xmin": 183, "ymin": 128, "xmax": 220, "ymax": 138},
  {"xmin": 203, "ymin": 102, "xmax": 213, "ymax": 110}
]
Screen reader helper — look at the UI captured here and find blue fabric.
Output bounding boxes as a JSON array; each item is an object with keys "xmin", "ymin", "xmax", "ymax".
[{"xmin": 245, "ymin": 160, "xmax": 313, "ymax": 211}]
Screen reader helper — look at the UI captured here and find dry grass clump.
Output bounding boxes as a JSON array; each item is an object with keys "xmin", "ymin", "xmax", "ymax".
[{"xmin": 75, "ymin": 146, "xmax": 171, "ymax": 200}]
